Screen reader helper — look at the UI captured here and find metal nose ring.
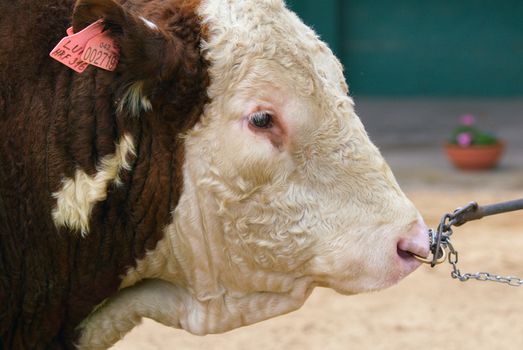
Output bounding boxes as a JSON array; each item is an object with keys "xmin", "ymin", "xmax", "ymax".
[{"xmin": 411, "ymin": 249, "xmax": 447, "ymax": 265}]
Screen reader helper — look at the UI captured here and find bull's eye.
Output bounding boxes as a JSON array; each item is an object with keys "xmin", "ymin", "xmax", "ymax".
[{"xmin": 249, "ymin": 111, "xmax": 273, "ymax": 129}]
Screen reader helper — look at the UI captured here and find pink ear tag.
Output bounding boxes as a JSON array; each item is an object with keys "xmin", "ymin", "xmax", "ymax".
[
  {"xmin": 49, "ymin": 20, "xmax": 104, "ymax": 73},
  {"xmin": 82, "ymin": 32, "xmax": 120, "ymax": 71}
]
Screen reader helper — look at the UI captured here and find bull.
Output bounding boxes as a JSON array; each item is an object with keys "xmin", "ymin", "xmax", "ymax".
[{"xmin": 0, "ymin": 0, "xmax": 429, "ymax": 348}]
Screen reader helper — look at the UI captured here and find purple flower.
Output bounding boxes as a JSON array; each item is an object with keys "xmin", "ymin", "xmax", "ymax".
[
  {"xmin": 457, "ymin": 132, "xmax": 473, "ymax": 146},
  {"xmin": 460, "ymin": 114, "xmax": 476, "ymax": 126}
]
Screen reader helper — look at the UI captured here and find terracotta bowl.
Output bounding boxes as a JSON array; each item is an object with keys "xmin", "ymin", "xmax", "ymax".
[{"xmin": 444, "ymin": 142, "xmax": 505, "ymax": 170}]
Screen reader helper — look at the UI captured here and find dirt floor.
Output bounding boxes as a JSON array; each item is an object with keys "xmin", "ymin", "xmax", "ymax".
[{"xmin": 111, "ymin": 190, "xmax": 523, "ymax": 350}]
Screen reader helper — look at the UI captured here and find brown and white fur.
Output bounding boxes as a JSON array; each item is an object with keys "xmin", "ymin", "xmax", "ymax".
[{"xmin": 0, "ymin": 0, "xmax": 428, "ymax": 349}]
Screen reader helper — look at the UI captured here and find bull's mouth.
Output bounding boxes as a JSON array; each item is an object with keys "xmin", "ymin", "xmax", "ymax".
[{"xmin": 316, "ymin": 255, "xmax": 423, "ymax": 295}]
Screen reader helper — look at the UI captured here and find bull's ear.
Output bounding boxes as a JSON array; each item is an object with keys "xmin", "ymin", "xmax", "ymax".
[{"xmin": 72, "ymin": 0, "xmax": 209, "ymax": 120}]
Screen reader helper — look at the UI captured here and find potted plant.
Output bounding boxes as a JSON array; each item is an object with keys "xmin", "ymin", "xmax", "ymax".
[{"xmin": 445, "ymin": 114, "xmax": 505, "ymax": 170}]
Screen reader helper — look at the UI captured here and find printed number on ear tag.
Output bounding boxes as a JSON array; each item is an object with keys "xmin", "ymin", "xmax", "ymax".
[{"xmin": 82, "ymin": 32, "xmax": 120, "ymax": 71}]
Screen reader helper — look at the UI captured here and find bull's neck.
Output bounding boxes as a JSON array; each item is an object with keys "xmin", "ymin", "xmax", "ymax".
[
  {"xmin": 47, "ymin": 69, "xmax": 198, "ymax": 285},
  {"xmin": 118, "ymin": 154, "xmax": 220, "ymax": 294}
]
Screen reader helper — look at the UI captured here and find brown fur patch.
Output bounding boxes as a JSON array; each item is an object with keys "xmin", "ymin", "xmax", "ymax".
[{"xmin": 0, "ymin": 0, "xmax": 206, "ymax": 348}]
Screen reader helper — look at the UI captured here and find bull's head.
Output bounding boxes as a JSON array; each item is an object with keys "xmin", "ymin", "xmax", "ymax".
[{"xmin": 179, "ymin": 0, "xmax": 429, "ymax": 297}]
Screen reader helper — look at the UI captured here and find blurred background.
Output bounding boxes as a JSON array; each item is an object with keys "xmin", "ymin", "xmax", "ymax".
[
  {"xmin": 289, "ymin": 0, "xmax": 523, "ymax": 97},
  {"xmin": 114, "ymin": 1, "xmax": 523, "ymax": 349}
]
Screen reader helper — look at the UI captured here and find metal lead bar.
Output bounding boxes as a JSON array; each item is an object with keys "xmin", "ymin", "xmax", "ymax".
[{"xmin": 453, "ymin": 198, "xmax": 523, "ymax": 226}]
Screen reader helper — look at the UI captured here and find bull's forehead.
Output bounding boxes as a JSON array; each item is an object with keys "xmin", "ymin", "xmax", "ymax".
[{"xmin": 198, "ymin": 0, "xmax": 349, "ymax": 102}]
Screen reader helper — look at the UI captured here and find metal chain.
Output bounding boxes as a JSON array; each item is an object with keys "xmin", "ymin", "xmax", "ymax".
[
  {"xmin": 446, "ymin": 239, "xmax": 523, "ymax": 287},
  {"xmin": 414, "ymin": 200, "xmax": 523, "ymax": 287}
]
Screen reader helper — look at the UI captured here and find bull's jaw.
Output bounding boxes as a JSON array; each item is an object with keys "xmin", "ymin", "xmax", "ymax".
[{"xmin": 165, "ymin": 162, "xmax": 318, "ymax": 333}]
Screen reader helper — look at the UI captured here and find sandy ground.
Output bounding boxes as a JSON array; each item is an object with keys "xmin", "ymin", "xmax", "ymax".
[{"xmin": 111, "ymin": 190, "xmax": 523, "ymax": 350}]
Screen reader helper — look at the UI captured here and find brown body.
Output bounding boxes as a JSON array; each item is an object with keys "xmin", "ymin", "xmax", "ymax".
[{"xmin": 0, "ymin": 0, "xmax": 207, "ymax": 347}]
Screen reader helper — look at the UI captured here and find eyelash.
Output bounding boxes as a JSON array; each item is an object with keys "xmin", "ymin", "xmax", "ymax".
[{"xmin": 249, "ymin": 111, "xmax": 274, "ymax": 129}]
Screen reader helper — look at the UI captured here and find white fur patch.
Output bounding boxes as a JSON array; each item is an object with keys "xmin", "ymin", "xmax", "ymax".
[
  {"xmin": 118, "ymin": 81, "xmax": 152, "ymax": 117},
  {"xmin": 52, "ymin": 134, "xmax": 135, "ymax": 236},
  {"xmin": 140, "ymin": 16, "xmax": 158, "ymax": 30}
]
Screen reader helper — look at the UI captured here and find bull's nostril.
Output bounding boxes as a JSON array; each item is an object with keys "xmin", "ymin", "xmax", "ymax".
[
  {"xmin": 397, "ymin": 239, "xmax": 429, "ymax": 260},
  {"xmin": 397, "ymin": 235, "xmax": 429, "ymax": 258},
  {"xmin": 396, "ymin": 247, "xmax": 415, "ymax": 260},
  {"xmin": 397, "ymin": 221, "xmax": 431, "ymax": 260},
  {"xmin": 398, "ymin": 237, "xmax": 430, "ymax": 258}
]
